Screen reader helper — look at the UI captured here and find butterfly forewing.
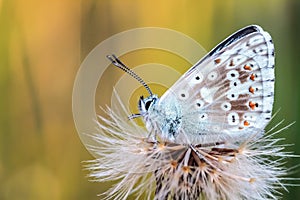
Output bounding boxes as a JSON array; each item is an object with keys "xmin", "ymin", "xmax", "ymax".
[{"xmin": 157, "ymin": 25, "xmax": 275, "ymax": 144}]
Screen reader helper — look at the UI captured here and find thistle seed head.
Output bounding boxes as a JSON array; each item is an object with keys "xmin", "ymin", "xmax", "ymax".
[{"xmin": 84, "ymin": 104, "xmax": 295, "ymax": 200}]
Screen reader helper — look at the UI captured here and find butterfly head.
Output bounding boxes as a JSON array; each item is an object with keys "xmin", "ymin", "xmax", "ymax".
[{"xmin": 138, "ymin": 95, "xmax": 159, "ymax": 115}]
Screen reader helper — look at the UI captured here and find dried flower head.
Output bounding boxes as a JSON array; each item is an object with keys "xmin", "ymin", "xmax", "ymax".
[{"xmin": 84, "ymin": 97, "xmax": 295, "ymax": 200}]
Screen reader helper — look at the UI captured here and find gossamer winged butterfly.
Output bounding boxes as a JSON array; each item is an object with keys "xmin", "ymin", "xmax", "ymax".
[{"xmin": 107, "ymin": 25, "xmax": 274, "ymax": 145}]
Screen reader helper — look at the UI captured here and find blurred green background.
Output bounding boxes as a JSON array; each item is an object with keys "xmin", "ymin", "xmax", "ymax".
[{"xmin": 1, "ymin": 0, "xmax": 300, "ymax": 199}]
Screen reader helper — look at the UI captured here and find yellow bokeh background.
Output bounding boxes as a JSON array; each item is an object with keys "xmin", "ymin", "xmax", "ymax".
[{"xmin": 1, "ymin": 0, "xmax": 299, "ymax": 199}]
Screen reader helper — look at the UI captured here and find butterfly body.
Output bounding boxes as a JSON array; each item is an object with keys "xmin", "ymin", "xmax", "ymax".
[
  {"xmin": 138, "ymin": 25, "xmax": 275, "ymax": 144},
  {"xmin": 142, "ymin": 95, "xmax": 183, "ymax": 141}
]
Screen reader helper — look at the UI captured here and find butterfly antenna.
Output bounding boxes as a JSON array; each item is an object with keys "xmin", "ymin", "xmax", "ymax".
[{"xmin": 106, "ymin": 54, "xmax": 153, "ymax": 96}]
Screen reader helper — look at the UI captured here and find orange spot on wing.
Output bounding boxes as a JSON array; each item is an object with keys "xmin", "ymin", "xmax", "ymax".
[
  {"xmin": 249, "ymin": 86, "xmax": 255, "ymax": 94},
  {"xmin": 250, "ymin": 74, "xmax": 256, "ymax": 81},
  {"xmin": 244, "ymin": 65, "xmax": 252, "ymax": 70},
  {"xmin": 214, "ymin": 58, "xmax": 221, "ymax": 64},
  {"xmin": 244, "ymin": 120, "xmax": 250, "ymax": 126},
  {"xmin": 248, "ymin": 101, "xmax": 256, "ymax": 110}
]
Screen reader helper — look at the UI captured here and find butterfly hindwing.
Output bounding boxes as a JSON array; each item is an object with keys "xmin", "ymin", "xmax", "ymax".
[{"xmin": 157, "ymin": 25, "xmax": 275, "ymax": 143}]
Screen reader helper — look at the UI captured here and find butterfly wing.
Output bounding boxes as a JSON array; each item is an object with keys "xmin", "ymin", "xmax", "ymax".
[{"xmin": 158, "ymin": 25, "xmax": 275, "ymax": 144}]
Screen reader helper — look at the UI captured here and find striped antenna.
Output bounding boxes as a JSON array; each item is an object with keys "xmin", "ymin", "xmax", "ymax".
[{"xmin": 106, "ymin": 54, "xmax": 153, "ymax": 96}]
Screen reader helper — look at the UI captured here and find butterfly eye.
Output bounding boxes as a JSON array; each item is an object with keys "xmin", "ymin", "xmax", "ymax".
[{"xmin": 145, "ymin": 100, "xmax": 153, "ymax": 110}]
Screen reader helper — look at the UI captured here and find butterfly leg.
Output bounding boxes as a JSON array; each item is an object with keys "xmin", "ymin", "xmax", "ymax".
[{"xmin": 128, "ymin": 113, "xmax": 142, "ymax": 120}]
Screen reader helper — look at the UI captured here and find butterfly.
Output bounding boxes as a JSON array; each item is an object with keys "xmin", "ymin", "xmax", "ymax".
[{"xmin": 107, "ymin": 25, "xmax": 275, "ymax": 144}]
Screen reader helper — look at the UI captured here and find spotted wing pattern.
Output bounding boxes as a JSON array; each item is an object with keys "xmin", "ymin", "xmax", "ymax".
[{"xmin": 157, "ymin": 25, "xmax": 275, "ymax": 144}]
